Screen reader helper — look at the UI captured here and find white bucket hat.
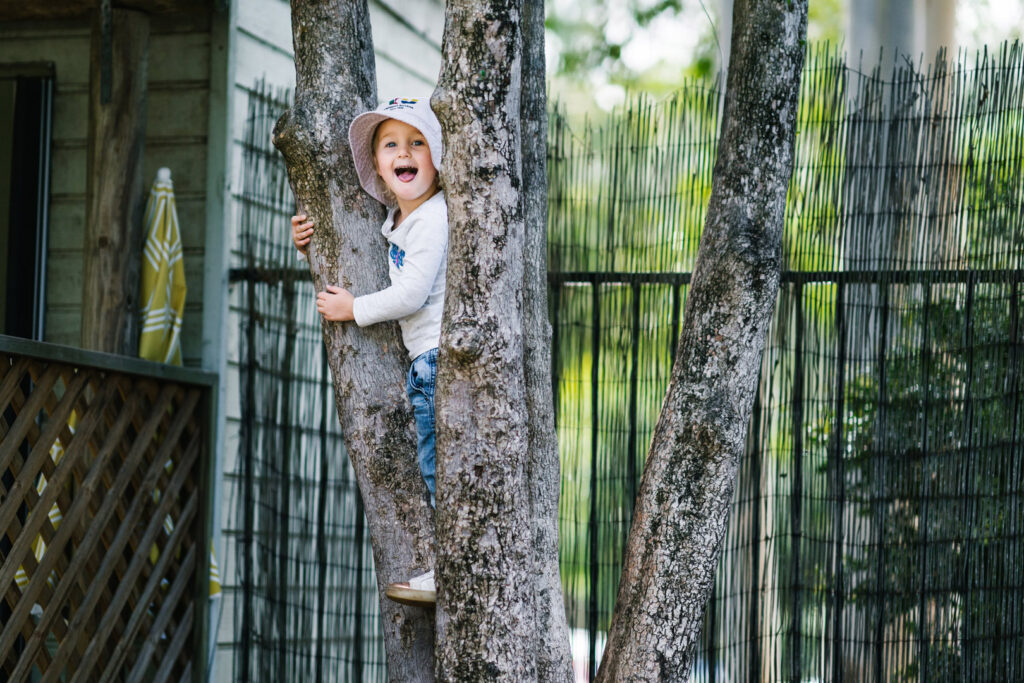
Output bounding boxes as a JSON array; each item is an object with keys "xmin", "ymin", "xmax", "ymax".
[{"xmin": 348, "ymin": 97, "xmax": 443, "ymax": 205}]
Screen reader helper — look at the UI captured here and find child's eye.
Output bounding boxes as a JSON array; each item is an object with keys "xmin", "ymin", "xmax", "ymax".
[
  {"xmin": 384, "ymin": 141, "xmax": 396, "ymax": 148},
  {"xmin": 412, "ymin": 140, "xmax": 424, "ymax": 146}
]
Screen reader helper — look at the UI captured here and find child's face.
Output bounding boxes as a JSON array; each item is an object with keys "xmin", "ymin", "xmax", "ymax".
[{"xmin": 373, "ymin": 119, "xmax": 438, "ymax": 205}]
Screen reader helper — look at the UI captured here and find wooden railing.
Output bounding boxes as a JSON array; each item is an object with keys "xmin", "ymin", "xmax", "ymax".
[{"xmin": 0, "ymin": 335, "xmax": 216, "ymax": 682}]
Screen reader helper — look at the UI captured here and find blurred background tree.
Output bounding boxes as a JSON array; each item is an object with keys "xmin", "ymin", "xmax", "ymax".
[{"xmin": 544, "ymin": 0, "xmax": 1022, "ymax": 113}]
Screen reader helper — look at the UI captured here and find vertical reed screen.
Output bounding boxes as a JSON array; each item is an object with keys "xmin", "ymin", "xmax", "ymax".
[
  {"xmin": 551, "ymin": 44, "xmax": 1024, "ymax": 682},
  {"xmin": 232, "ymin": 43, "xmax": 1024, "ymax": 682}
]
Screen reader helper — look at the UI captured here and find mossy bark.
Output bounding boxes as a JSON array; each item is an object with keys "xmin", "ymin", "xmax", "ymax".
[
  {"xmin": 595, "ymin": 1, "xmax": 808, "ymax": 681},
  {"xmin": 272, "ymin": 2, "xmax": 436, "ymax": 680}
]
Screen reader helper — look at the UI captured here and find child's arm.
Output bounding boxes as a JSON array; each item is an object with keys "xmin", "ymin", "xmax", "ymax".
[
  {"xmin": 352, "ymin": 225, "xmax": 447, "ymax": 327},
  {"xmin": 317, "ymin": 242, "xmax": 440, "ymax": 324}
]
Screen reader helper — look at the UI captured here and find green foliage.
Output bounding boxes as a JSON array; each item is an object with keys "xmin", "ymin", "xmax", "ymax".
[
  {"xmin": 807, "ymin": 0, "xmax": 844, "ymax": 44},
  {"xmin": 831, "ymin": 282, "xmax": 1022, "ymax": 680},
  {"xmin": 545, "ymin": 0, "xmax": 846, "ymax": 104},
  {"xmin": 546, "ymin": 0, "xmax": 721, "ymax": 96}
]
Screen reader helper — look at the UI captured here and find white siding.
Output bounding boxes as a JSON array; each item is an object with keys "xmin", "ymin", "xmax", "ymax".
[{"xmin": 370, "ymin": 0, "xmax": 446, "ymax": 95}]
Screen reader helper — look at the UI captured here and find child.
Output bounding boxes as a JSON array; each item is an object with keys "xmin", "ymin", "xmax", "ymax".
[{"xmin": 291, "ymin": 98, "xmax": 445, "ymax": 605}]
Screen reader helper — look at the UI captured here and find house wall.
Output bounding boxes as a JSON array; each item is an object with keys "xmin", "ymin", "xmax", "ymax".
[
  {"xmin": 0, "ymin": 14, "xmax": 212, "ymax": 367},
  {"xmin": 213, "ymin": 1, "xmax": 444, "ymax": 679}
]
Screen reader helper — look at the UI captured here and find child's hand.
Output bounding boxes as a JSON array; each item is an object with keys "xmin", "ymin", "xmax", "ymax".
[
  {"xmin": 292, "ymin": 214, "xmax": 314, "ymax": 255},
  {"xmin": 317, "ymin": 285, "xmax": 355, "ymax": 321}
]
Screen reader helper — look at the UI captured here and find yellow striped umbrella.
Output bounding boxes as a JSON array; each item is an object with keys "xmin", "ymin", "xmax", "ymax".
[
  {"xmin": 139, "ymin": 167, "xmax": 186, "ymax": 366},
  {"xmin": 16, "ymin": 169, "xmax": 220, "ymax": 609},
  {"xmin": 138, "ymin": 167, "xmax": 220, "ymax": 599}
]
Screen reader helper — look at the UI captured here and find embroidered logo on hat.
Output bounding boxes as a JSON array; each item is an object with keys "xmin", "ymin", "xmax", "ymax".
[{"xmin": 387, "ymin": 97, "xmax": 419, "ymax": 108}]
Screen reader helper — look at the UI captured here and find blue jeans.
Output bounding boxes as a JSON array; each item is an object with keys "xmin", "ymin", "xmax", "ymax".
[{"xmin": 406, "ymin": 348, "xmax": 437, "ymax": 507}]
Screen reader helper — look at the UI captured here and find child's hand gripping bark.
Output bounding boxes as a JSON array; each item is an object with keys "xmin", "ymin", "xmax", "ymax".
[
  {"xmin": 291, "ymin": 213, "xmax": 314, "ymax": 255},
  {"xmin": 317, "ymin": 286, "xmax": 355, "ymax": 321},
  {"xmin": 291, "ymin": 213, "xmax": 356, "ymax": 322}
]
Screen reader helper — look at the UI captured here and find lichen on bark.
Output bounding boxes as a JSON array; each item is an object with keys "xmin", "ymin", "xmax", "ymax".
[{"xmin": 433, "ymin": 0, "xmax": 545, "ymax": 680}]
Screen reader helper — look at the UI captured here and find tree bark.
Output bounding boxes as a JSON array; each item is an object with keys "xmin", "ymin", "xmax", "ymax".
[
  {"xmin": 432, "ymin": 0, "xmax": 538, "ymax": 679},
  {"xmin": 595, "ymin": 1, "xmax": 808, "ymax": 681},
  {"xmin": 521, "ymin": 0, "xmax": 574, "ymax": 679},
  {"xmin": 272, "ymin": 2, "xmax": 436, "ymax": 680},
  {"xmin": 82, "ymin": 8, "xmax": 148, "ymax": 355}
]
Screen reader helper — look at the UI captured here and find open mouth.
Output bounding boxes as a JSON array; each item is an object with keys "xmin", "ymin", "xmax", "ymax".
[{"xmin": 395, "ymin": 165, "xmax": 418, "ymax": 182}]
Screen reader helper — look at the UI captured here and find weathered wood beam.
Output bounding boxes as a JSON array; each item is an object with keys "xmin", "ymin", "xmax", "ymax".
[
  {"xmin": 81, "ymin": 8, "xmax": 149, "ymax": 355},
  {"xmin": 0, "ymin": 0, "xmax": 210, "ymax": 22}
]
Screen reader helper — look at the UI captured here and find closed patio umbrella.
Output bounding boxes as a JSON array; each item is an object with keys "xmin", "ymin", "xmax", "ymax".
[
  {"xmin": 138, "ymin": 167, "xmax": 186, "ymax": 366},
  {"xmin": 137, "ymin": 167, "xmax": 221, "ymax": 601}
]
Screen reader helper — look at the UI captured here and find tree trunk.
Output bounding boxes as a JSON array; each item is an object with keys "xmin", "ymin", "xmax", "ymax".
[
  {"xmin": 432, "ymin": 0, "xmax": 538, "ymax": 679},
  {"xmin": 521, "ymin": 0, "xmax": 574, "ymax": 679},
  {"xmin": 595, "ymin": 1, "xmax": 808, "ymax": 681},
  {"xmin": 272, "ymin": 2, "xmax": 436, "ymax": 680},
  {"xmin": 81, "ymin": 8, "xmax": 148, "ymax": 354}
]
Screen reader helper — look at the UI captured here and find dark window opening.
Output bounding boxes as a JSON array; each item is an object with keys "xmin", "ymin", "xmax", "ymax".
[{"xmin": 0, "ymin": 65, "xmax": 53, "ymax": 341}]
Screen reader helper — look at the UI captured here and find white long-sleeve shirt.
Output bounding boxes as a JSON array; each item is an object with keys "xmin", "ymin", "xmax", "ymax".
[{"xmin": 352, "ymin": 191, "xmax": 448, "ymax": 360}]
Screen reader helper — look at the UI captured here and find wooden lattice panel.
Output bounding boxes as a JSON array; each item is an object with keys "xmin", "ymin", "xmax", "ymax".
[{"xmin": 0, "ymin": 348, "xmax": 211, "ymax": 682}]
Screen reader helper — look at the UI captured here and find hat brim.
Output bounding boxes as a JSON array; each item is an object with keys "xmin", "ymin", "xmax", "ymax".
[
  {"xmin": 348, "ymin": 99, "xmax": 444, "ymax": 206},
  {"xmin": 348, "ymin": 112, "xmax": 392, "ymax": 205}
]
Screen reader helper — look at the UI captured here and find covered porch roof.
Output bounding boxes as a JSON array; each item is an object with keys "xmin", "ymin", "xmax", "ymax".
[{"xmin": 0, "ymin": 0, "xmax": 218, "ymax": 22}]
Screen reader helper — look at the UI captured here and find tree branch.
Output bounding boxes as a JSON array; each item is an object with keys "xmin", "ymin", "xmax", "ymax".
[{"xmin": 596, "ymin": 0, "xmax": 809, "ymax": 680}]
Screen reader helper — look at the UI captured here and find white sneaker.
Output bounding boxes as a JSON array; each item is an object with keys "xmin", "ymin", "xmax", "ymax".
[{"xmin": 385, "ymin": 569, "xmax": 436, "ymax": 606}]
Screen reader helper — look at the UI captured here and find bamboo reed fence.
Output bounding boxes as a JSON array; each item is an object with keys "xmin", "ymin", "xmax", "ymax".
[
  {"xmin": 228, "ymin": 84, "xmax": 384, "ymax": 682},
  {"xmin": 0, "ymin": 335, "xmax": 216, "ymax": 682},
  {"xmin": 230, "ymin": 42, "xmax": 1024, "ymax": 682},
  {"xmin": 550, "ymin": 43, "xmax": 1024, "ymax": 682}
]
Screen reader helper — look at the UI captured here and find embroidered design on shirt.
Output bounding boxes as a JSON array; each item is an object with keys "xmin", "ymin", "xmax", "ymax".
[{"xmin": 390, "ymin": 244, "xmax": 405, "ymax": 269}]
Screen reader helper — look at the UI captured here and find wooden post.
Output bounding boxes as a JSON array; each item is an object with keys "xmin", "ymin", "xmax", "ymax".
[{"xmin": 81, "ymin": 8, "xmax": 149, "ymax": 354}]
